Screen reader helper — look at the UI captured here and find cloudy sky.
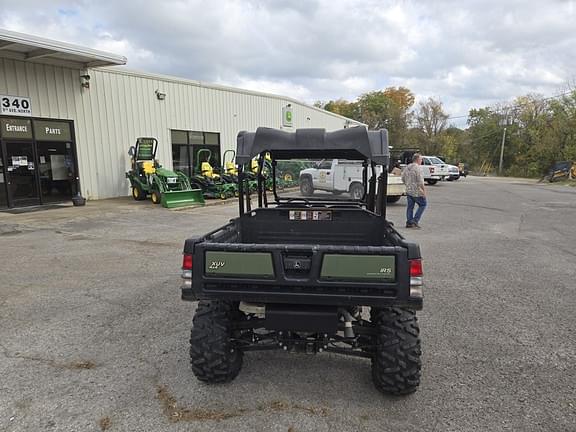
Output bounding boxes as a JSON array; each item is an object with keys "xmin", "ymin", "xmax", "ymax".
[{"xmin": 1, "ymin": 0, "xmax": 575, "ymax": 126}]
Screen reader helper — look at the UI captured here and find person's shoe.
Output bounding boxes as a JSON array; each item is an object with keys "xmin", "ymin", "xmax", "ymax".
[
  {"xmin": 405, "ymin": 222, "xmax": 414, "ymax": 228},
  {"xmin": 412, "ymin": 222, "xmax": 422, "ymax": 229}
]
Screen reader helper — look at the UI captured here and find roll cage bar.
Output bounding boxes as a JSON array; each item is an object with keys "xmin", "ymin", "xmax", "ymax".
[{"xmin": 235, "ymin": 127, "xmax": 391, "ymax": 221}]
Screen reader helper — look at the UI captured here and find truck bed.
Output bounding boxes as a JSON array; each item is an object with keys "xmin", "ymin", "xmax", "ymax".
[
  {"xmin": 223, "ymin": 207, "xmax": 396, "ymax": 246},
  {"xmin": 182, "ymin": 207, "xmax": 422, "ymax": 309}
]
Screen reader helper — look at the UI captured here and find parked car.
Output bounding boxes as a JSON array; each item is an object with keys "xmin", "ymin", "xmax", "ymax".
[{"xmin": 447, "ymin": 164, "xmax": 460, "ymax": 181}]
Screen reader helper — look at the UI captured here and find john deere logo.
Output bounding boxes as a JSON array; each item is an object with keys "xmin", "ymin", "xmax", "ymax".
[{"xmin": 282, "ymin": 106, "xmax": 293, "ymax": 127}]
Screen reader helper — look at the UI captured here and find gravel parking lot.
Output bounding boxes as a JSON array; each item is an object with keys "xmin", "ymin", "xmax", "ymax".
[{"xmin": 1, "ymin": 177, "xmax": 575, "ymax": 432}]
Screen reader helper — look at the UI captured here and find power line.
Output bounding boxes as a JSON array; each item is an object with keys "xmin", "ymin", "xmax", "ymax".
[{"xmin": 445, "ymin": 90, "xmax": 575, "ymax": 121}]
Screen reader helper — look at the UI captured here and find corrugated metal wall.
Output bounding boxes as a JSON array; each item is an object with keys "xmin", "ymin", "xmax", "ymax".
[{"xmin": 0, "ymin": 58, "xmax": 360, "ymax": 199}]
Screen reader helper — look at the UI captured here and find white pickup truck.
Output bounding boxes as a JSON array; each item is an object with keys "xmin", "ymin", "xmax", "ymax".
[
  {"xmin": 299, "ymin": 159, "xmax": 405, "ymax": 203},
  {"xmin": 420, "ymin": 156, "xmax": 450, "ymax": 185}
]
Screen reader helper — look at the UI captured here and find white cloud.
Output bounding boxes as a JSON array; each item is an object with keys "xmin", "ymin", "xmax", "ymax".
[{"xmin": 1, "ymin": 0, "xmax": 575, "ymax": 122}]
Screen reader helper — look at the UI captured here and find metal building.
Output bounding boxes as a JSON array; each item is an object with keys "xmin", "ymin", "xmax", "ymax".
[{"xmin": 0, "ymin": 29, "xmax": 361, "ymax": 209}]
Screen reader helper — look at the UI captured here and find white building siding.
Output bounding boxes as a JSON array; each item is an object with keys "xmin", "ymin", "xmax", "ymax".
[{"xmin": 1, "ymin": 58, "xmax": 361, "ymax": 200}]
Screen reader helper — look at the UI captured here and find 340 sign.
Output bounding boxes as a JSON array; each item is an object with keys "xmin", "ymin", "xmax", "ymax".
[{"xmin": 1, "ymin": 95, "xmax": 32, "ymax": 117}]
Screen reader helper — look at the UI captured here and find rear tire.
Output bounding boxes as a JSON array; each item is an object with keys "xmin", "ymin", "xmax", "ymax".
[
  {"xmin": 370, "ymin": 307, "xmax": 421, "ymax": 395},
  {"xmin": 426, "ymin": 179, "xmax": 438, "ymax": 185},
  {"xmin": 190, "ymin": 301, "xmax": 243, "ymax": 384},
  {"xmin": 300, "ymin": 177, "xmax": 314, "ymax": 196},
  {"xmin": 132, "ymin": 185, "xmax": 147, "ymax": 201}
]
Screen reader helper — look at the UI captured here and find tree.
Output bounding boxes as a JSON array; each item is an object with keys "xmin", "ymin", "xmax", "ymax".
[
  {"xmin": 323, "ymin": 99, "xmax": 359, "ymax": 120},
  {"xmin": 356, "ymin": 87, "xmax": 415, "ymax": 145},
  {"xmin": 416, "ymin": 98, "xmax": 449, "ymax": 139}
]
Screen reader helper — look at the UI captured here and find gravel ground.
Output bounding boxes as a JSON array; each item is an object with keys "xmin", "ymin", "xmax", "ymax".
[{"xmin": 0, "ymin": 176, "xmax": 575, "ymax": 432}]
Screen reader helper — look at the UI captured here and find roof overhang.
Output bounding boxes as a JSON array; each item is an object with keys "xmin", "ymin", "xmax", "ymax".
[{"xmin": 0, "ymin": 28, "xmax": 127, "ymax": 68}]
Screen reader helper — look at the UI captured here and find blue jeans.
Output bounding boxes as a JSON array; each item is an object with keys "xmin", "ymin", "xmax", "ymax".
[{"xmin": 406, "ymin": 195, "xmax": 427, "ymax": 225}]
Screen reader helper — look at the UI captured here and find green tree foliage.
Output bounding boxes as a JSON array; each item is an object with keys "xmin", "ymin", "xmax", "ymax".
[
  {"xmin": 321, "ymin": 87, "xmax": 415, "ymax": 146},
  {"xmin": 463, "ymin": 91, "xmax": 576, "ymax": 177},
  {"xmin": 323, "ymin": 99, "xmax": 358, "ymax": 119},
  {"xmin": 320, "ymin": 85, "xmax": 576, "ymax": 177}
]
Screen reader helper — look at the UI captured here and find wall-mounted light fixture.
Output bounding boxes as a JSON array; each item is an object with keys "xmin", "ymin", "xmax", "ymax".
[
  {"xmin": 80, "ymin": 73, "xmax": 90, "ymax": 89},
  {"xmin": 155, "ymin": 90, "xmax": 166, "ymax": 100}
]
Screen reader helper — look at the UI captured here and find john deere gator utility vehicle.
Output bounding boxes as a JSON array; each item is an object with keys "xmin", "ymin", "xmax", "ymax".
[
  {"xmin": 180, "ymin": 127, "xmax": 424, "ymax": 395},
  {"xmin": 126, "ymin": 137, "xmax": 204, "ymax": 208}
]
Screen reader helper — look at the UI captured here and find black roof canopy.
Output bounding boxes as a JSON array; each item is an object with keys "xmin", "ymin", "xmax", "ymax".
[{"xmin": 236, "ymin": 127, "xmax": 390, "ymax": 165}]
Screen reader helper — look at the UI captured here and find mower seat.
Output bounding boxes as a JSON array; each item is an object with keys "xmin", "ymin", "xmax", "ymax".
[
  {"xmin": 142, "ymin": 161, "xmax": 156, "ymax": 175},
  {"xmin": 201, "ymin": 162, "xmax": 220, "ymax": 179},
  {"xmin": 226, "ymin": 162, "xmax": 237, "ymax": 176}
]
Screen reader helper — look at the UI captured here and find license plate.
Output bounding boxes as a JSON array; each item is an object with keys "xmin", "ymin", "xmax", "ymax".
[{"xmin": 167, "ymin": 177, "xmax": 177, "ymax": 184}]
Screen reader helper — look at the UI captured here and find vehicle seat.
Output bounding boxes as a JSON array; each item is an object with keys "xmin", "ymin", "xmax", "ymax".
[
  {"xmin": 142, "ymin": 161, "xmax": 156, "ymax": 175},
  {"xmin": 201, "ymin": 162, "xmax": 219, "ymax": 179}
]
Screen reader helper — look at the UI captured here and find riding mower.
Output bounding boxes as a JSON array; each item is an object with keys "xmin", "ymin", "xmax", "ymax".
[
  {"xmin": 221, "ymin": 150, "xmax": 241, "ymax": 184},
  {"xmin": 189, "ymin": 149, "xmax": 236, "ymax": 200},
  {"xmin": 126, "ymin": 137, "xmax": 204, "ymax": 208},
  {"xmin": 250, "ymin": 155, "xmax": 282, "ymax": 191}
]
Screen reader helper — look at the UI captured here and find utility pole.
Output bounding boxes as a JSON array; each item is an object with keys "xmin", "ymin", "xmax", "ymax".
[
  {"xmin": 498, "ymin": 112, "xmax": 509, "ymax": 175},
  {"xmin": 499, "ymin": 126, "xmax": 507, "ymax": 175}
]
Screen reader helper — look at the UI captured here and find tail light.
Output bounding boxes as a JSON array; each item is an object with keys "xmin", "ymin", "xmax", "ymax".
[
  {"xmin": 409, "ymin": 259, "xmax": 423, "ymax": 298},
  {"xmin": 181, "ymin": 254, "xmax": 193, "ymax": 286},
  {"xmin": 182, "ymin": 254, "xmax": 193, "ymax": 270}
]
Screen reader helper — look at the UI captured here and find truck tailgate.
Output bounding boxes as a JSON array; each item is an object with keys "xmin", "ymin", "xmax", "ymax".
[{"xmin": 186, "ymin": 242, "xmax": 421, "ymax": 309}]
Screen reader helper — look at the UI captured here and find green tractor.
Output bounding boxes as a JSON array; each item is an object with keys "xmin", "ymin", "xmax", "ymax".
[
  {"xmin": 276, "ymin": 159, "xmax": 316, "ymax": 187},
  {"xmin": 126, "ymin": 137, "xmax": 204, "ymax": 208}
]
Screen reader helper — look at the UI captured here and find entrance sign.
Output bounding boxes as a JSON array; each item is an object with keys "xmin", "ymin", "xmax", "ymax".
[
  {"xmin": 1, "ymin": 95, "xmax": 32, "ymax": 117},
  {"xmin": 0, "ymin": 118, "xmax": 33, "ymax": 139}
]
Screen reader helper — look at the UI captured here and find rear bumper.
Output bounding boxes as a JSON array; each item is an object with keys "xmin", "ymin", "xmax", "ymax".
[{"xmin": 181, "ymin": 285, "xmax": 423, "ymax": 309}]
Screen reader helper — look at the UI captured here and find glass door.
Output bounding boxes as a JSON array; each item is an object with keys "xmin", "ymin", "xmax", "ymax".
[
  {"xmin": 37, "ymin": 141, "xmax": 76, "ymax": 203},
  {"xmin": 4, "ymin": 141, "xmax": 40, "ymax": 207}
]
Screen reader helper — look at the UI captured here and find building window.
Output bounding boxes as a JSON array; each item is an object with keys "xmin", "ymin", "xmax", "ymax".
[{"xmin": 171, "ymin": 130, "xmax": 221, "ymax": 177}]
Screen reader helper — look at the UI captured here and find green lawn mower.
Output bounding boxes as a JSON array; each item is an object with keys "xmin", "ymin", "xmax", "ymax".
[
  {"xmin": 190, "ymin": 149, "xmax": 237, "ymax": 199},
  {"xmin": 126, "ymin": 137, "xmax": 204, "ymax": 208},
  {"xmin": 276, "ymin": 159, "xmax": 316, "ymax": 187}
]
